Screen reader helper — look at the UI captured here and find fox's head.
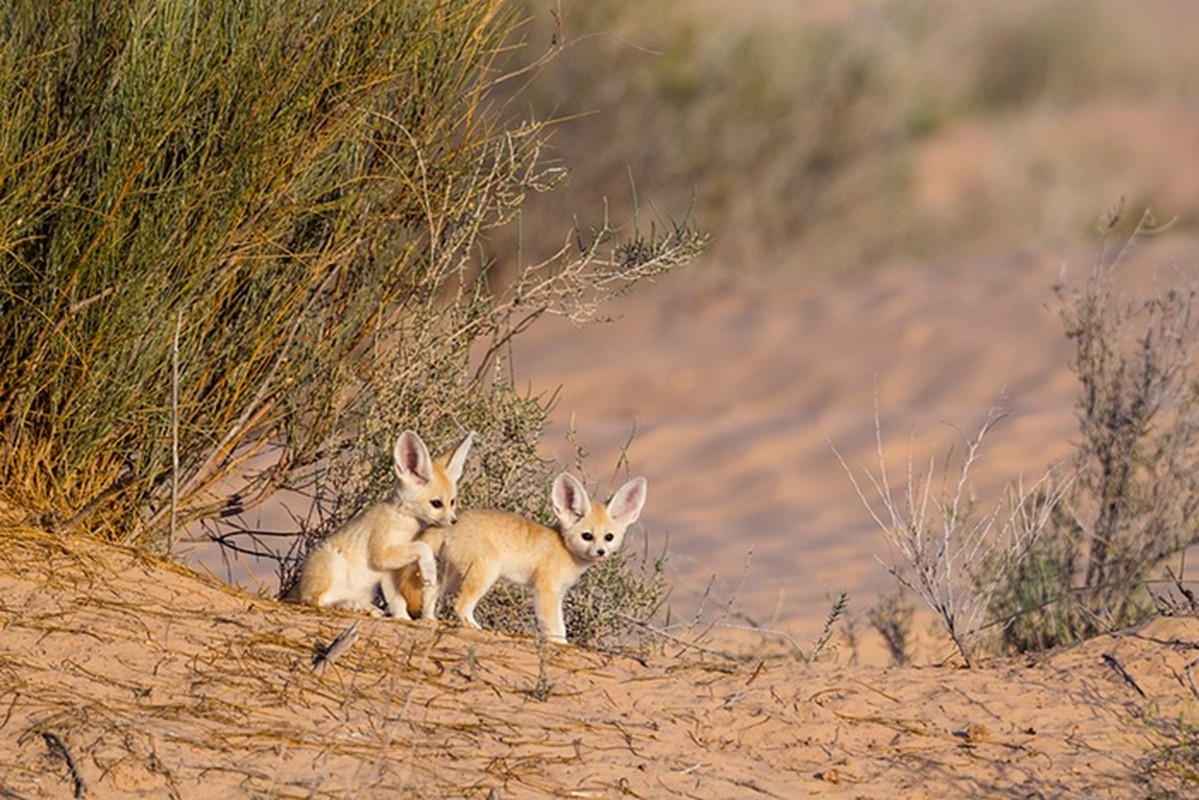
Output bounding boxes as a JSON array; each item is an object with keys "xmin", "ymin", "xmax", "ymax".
[
  {"xmin": 390, "ymin": 430, "xmax": 474, "ymax": 527},
  {"xmin": 551, "ymin": 473, "xmax": 648, "ymax": 564}
]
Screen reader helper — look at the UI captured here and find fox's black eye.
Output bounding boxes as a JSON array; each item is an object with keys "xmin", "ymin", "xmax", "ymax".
[
  {"xmin": 604, "ymin": 532, "xmax": 615, "ymax": 542},
  {"xmin": 430, "ymin": 500, "xmax": 444, "ymax": 509},
  {"xmin": 581, "ymin": 532, "xmax": 593, "ymax": 542}
]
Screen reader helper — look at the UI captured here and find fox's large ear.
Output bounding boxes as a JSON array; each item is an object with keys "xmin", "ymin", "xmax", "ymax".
[
  {"xmin": 551, "ymin": 473, "xmax": 591, "ymax": 527},
  {"xmin": 442, "ymin": 431, "xmax": 475, "ymax": 482},
  {"xmin": 393, "ymin": 430, "xmax": 433, "ymax": 485},
  {"xmin": 607, "ymin": 477, "xmax": 647, "ymax": 527}
]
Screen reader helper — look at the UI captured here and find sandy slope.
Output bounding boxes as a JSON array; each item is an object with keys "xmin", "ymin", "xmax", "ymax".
[{"xmin": 1, "ymin": 526, "xmax": 1195, "ymax": 798}]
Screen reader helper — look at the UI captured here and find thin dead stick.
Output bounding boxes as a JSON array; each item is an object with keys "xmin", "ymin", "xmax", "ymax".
[
  {"xmin": 170, "ymin": 309, "xmax": 182, "ymax": 555},
  {"xmin": 1185, "ymin": 658, "xmax": 1199, "ymax": 701},
  {"xmin": 1102, "ymin": 653, "xmax": 1146, "ymax": 698},
  {"xmin": 617, "ymin": 614, "xmax": 737, "ymax": 660},
  {"xmin": 313, "ymin": 622, "xmax": 360, "ymax": 673},
  {"xmin": 41, "ymin": 731, "xmax": 85, "ymax": 798}
]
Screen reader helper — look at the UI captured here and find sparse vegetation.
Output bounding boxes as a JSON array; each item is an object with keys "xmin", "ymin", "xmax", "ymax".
[
  {"xmin": 1145, "ymin": 714, "xmax": 1199, "ymax": 798},
  {"xmin": 990, "ymin": 207, "xmax": 1199, "ymax": 652},
  {"xmin": 496, "ymin": 0, "xmax": 1199, "ymax": 271},
  {"xmin": 844, "ymin": 207, "xmax": 1199, "ymax": 662},
  {"xmin": 838, "ymin": 404, "xmax": 1067, "ymax": 666}
]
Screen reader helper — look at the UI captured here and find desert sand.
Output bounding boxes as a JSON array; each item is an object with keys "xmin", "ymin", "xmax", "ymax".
[{"xmin": 2, "ymin": 525, "xmax": 1197, "ymax": 798}]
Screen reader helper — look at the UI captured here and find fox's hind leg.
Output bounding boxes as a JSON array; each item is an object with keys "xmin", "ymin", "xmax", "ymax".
[
  {"xmin": 296, "ymin": 547, "xmax": 338, "ymax": 607},
  {"xmin": 453, "ymin": 562, "xmax": 500, "ymax": 630}
]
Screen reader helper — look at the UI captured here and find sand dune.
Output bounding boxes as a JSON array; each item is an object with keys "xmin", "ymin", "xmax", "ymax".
[{"xmin": 3, "ymin": 525, "xmax": 1196, "ymax": 798}]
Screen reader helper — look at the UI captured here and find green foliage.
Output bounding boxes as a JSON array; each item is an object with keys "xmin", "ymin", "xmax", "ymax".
[
  {"xmin": 0, "ymin": 0, "xmax": 705, "ymax": 552},
  {"xmin": 0, "ymin": 0, "xmax": 522, "ymax": 542}
]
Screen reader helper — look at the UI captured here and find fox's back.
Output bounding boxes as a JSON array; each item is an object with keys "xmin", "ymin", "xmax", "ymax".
[{"xmin": 443, "ymin": 509, "xmax": 563, "ymax": 577}]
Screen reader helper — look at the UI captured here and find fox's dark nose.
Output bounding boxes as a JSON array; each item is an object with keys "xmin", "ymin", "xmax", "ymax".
[{"xmin": 596, "ymin": 548, "xmax": 606, "ymax": 557}]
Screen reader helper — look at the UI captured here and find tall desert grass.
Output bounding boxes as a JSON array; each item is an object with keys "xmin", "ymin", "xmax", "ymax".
[{"xmin": 0, "ymin": 0, "xmax": 704, "ymax": 551}]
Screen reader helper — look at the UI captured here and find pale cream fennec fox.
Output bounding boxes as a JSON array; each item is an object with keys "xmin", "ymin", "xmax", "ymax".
[
  {"xmin": 295, "ymin": 430, "xmax": 473, "ymax": 620},
  {"xmin": 402, "ymin": 473, "xmax": 647, "ymax": 643}
]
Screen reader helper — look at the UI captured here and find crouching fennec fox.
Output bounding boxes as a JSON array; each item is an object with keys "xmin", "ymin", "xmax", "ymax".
[
  {"xmin": 294, "ymin": 430, "xmax": 473, "ymax": 620},
  {"xmin": 401, "ymin": 473, "xmax": 647, "ymax": 643}
]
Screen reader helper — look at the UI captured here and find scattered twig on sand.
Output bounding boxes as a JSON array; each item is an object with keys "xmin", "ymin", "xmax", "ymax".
[
  {"xmin": 312, "ymin": 621, "xmax": 360, "ymax": 673},
  {"xmin": 1102, "ymin": 653, "xmax": 1146, "ymax": 698},
  {"xmin": 41, "ymin": 731, "xmax": 86, "ymax": 798},
  {"xmin": 1184, "ymin": 658, "xmax": 1199, "ymax": 701},
  {"xmin": 617, "ymin": 614, "xmax": 738, "ymax": 660}
]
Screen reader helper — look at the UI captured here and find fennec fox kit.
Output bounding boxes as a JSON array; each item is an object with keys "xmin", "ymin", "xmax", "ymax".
[
  {"xmin": 295, "ymin": 430, "xmax": 473, "ymax": 620},
  {"xmin": 411, "ymin": 473, "xmax": 647, "ymax": 643}
]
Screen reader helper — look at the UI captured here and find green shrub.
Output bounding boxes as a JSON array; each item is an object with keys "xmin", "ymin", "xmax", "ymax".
[{"xmin": 0, "ymin": 0, "xmax": 704, "ymax": 554}]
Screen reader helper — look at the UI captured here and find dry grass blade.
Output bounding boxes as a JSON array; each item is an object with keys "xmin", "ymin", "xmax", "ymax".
[{"xmin": 312, "ymin": 621, "xmax": 361, "ymax": 674}]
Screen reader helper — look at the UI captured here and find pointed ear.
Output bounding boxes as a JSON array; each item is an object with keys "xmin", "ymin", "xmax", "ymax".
[
  {"xmin": 551, "ymin": 473, "xmax": 591, "ymax": 527},
  {"xmin": 442, "ymin": 431, "xmax": 474, "ymax": 482},
  {"xmin": 607, "ymin": 477, "xmax": 648, "ymax": 527},
  {"xmin": 393, "ymin": 430, "xmax": 433, "ymax": 484}
]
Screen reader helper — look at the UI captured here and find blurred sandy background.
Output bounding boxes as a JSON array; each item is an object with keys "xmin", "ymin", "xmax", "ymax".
[{"xmin": 497, "ymin": 0, "xmax": 1199, "ymax": 653}]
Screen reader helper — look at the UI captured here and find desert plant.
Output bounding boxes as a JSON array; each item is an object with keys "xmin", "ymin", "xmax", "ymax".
[
  {"xmin": 867, "ymin": 587, "xmax": 916, "ymax": 667},
  {"xmin": 838, "ymin": 404, "xmax": 1067, "ymax": 666},
  {"xmin": 1144, "ymin": 715, "xmax": 1199, "ymax": 798},
  {"xmin": 0, "ymin": 0, "xmax": 705, "ymax": 553},
  {"xmin": 991, "ymin": 208, "xmax": 1199, "ymax": 651}
]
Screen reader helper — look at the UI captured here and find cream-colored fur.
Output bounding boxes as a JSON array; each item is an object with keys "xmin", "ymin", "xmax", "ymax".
[
  {"xmin": 407, "ymin": 473, "xmax": 647, "ymax": 643},
  {"xmin": 295, "ymin": 430, "xmax": 473, "ymax": 620}
]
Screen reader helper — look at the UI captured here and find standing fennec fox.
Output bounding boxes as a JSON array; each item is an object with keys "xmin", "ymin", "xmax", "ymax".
[
  {"xmin": 294, "ymin": 430, "xmax": 473, "ymax": 620},
  {"xmin": 405, "ymin": 473, "xmax": 647, "ymax": 643}
]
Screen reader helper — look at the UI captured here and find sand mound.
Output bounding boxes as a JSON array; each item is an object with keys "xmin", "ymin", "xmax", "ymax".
[{"xmin": 3, "ymin": 527, "xmax": 1196, "ymax": 798}]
